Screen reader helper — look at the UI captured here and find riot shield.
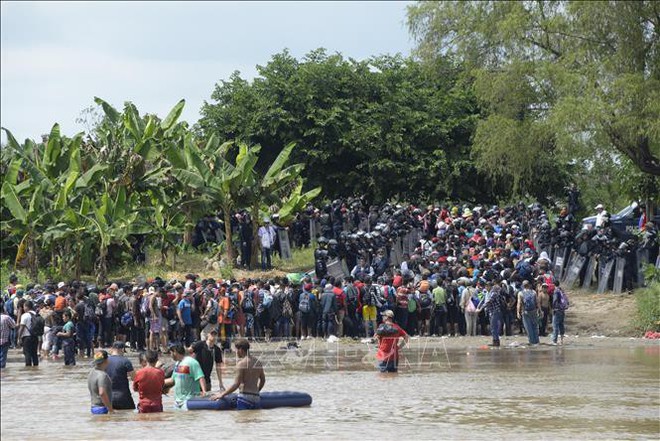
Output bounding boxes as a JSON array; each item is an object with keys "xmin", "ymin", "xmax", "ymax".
[
  {"xmin": 636, "ymin": 249, "xmax": 648, "ymax": 287},
  {"xmin": 391, "ymin": 240, "xmax": 403, "ymax": 267},
  {"xmin": 278, "ymin": 229, "xmax": 292, "ymax": 260},
  {"xmin": 597, "ymin": 258, "xmax": 614, "ymax": 293},
  {"xmin": 561, "ymin": 251, "xmax": 576, "ymax": 284},
  {"xmin": 553, "ymin": 247, "xmax": 568, "ymax": 281},
  {"xmin": 340, "ymin": 259, "xmax": 350, "ymax": 277},
  {"xmin": 327, "ymin": 258, "xmax": 345, "ymax": 280},
  {"xmin": 613, "ymin": 257, "xmax": 626, "ymax": 294},
  {"xmin": 564, "ymin": 255, "xmax": 586, "ymax": 288},
  {"xmin": 309, "ymin": 219, "xmax": 317, "ymax": 246},
  {"xmin": 582, "ymin": 256, "xmax": 597, "ymax": 290}
]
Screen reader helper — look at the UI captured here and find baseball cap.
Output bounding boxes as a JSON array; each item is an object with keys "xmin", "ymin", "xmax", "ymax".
[
  {"xmin": 57, "ymin": 282, "xmax": 66, "ymax": 289},
  {"xmin": 93, "ymin": 350, "xmax": 109, "ymax": 366},
  {"xmin": 595, "ymin": 204, "xmax": 604, "ymax": 209},
  {"xmin": 112, "ymin": 341, "xmax": 125, "ymax": 350}
]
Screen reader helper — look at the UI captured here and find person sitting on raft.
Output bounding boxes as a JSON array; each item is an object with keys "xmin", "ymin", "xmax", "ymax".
[{"xmin": 211, "ymin": 338, "xmax": 265, "ymax": 410}]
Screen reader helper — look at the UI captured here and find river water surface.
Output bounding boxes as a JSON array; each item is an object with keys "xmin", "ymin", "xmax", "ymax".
[{"xmin": 1, "ymin": 340, "xmax": 659, "ymax": 440}]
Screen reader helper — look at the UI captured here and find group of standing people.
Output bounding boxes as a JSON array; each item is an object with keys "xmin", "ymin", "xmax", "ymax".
[{"xmin": 87, "ymin": 334, "xmax": 264, "ymax": 414}]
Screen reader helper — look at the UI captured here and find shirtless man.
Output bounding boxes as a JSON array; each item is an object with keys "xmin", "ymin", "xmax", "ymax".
[{"xmin": 211, "ymin": 338, "xmax": 265, "ymax": 410}]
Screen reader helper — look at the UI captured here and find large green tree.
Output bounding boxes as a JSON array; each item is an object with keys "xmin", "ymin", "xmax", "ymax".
[
  {"xmin": 407, "ymin": 0, "xmax": 660, "ymax": 193},
  {"xmin": 199, "ymin": 49, "xmax": 531, "ymax": 204}
]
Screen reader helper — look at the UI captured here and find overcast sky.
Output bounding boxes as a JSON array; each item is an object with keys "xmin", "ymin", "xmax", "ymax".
[{"xmin": 1, "ymin": 1, "xmax": 415, "ymax": 143}]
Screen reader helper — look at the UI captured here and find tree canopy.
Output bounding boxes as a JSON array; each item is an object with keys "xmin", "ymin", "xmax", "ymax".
[
  {"xmin": 199, "ymin": 49, "xmax": 546, "ymax": 204},
  {"xmin": 407, "ymin": 0, "xmax": 660, "ymax": 191}
]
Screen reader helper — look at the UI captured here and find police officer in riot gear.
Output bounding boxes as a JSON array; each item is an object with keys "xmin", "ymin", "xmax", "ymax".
[{"xmin": 315, "ymin": 236, "xmax": 330, "ymax": 279}]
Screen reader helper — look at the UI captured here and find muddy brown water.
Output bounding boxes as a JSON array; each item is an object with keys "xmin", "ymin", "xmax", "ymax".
[{"xmin": 1, "ymin": 339, "xmax": 659, "ymax": 440}]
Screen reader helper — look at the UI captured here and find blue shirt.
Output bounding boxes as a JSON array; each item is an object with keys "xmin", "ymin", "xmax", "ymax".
[
  {"xmin": 178, "ymin": 298, "xmax": 192, "ymax": 325},
  {"xmin": 106, "ymin": 355, "xmax": 135, "ymax": 408}
]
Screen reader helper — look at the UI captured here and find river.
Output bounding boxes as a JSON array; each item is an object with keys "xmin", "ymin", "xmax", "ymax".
[{"xmin": 1, "ymin": 338, "xmax": 659, "ymax": 440}]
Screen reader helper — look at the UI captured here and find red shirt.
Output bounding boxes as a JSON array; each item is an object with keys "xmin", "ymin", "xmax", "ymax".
[
  {"xmin": 133, "ymin": 366, "xmax": 164, "ymax": 412},
  {"xmin": 376, "ymin": 322, "xmax": 407, "ymax": 362}
]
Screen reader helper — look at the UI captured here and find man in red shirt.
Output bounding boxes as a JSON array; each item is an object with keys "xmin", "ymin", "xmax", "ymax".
[
  {"xmin": 375, "ymin": 310, "xmax": 409, "ymax": 373},
  {"xmin": 133, "ymin": 350, "xmax": 164, "ymax": 413}
]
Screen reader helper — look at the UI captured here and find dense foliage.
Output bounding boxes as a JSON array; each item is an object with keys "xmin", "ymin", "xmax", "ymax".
[
  {"xmin": 1, "ymin": 99, "xmax": 319, "ymax": 282},
  {"xmin": 407, "ymin": 0, "xmax": 660, "ymax": 207},
  {"xmin": 199, "ymin": 49, "xmax": 570, "ymax": 204}
]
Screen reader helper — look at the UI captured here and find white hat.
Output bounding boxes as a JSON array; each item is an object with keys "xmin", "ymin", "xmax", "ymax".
[
  {"xmin": 595, "ymin": 204, "xmax": 604, "ymax": 210},
  {"xmin": 57, "ymin": 282, "xmax": 66, "ymax": 289}
]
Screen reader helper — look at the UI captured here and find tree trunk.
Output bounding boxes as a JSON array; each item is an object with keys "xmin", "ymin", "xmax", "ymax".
[
  {"xmin": 160, "ymin": 246, "xmax": 168, "ymax": 267},
  {"xmin": 183, "ymin": 201, "xmax": 194, "ymax": 247},
  {"xmin": 96, "ymin": 246, "xmax": 108, "ymax": 286},
  {"xmin": 222, "ymin": 206, "xmax": 234, "ymax": 265},
  {"xmin": 75, "ymin": 245, "xmax": 82, "ymax": 280},
  {"xmin": 29, "ymin": 235, "xmax": 39, "ymax": 283}
]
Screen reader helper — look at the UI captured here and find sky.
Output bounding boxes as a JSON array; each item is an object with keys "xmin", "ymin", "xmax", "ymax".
[{"xmin": 1, "ymin": 1, "xmax": 415, "ymax": 143}]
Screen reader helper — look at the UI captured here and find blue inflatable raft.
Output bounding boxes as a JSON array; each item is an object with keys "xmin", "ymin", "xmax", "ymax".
[{"xmin": 186, "ymin": 391, "xmax": 312, "ymax": 410}]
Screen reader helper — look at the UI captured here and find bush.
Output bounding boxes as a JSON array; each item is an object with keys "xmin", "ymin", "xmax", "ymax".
[{"xmin": 635, "ymin": 282, "xmax": 660, "ymax": 333}]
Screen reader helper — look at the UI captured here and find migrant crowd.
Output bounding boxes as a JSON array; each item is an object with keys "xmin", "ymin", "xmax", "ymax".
[{"xmin": 2, "ymin": 195, "xmax": 658, "ymax": 370}]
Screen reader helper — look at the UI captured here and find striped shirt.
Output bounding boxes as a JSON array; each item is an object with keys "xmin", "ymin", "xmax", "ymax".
[{"xmin": 0, "ymin": 313, "xmax": 17, "ymax": 345}]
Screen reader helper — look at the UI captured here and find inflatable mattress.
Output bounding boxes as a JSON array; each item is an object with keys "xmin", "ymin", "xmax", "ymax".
[{"xmin": 187, "ymin": 391, "xmax": 312, "ymax": 410}]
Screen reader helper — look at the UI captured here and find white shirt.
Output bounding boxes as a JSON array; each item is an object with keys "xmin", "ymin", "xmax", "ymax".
[
  {"xmin": 20, "ymin": 311, "xmax": 34, "ymax": 337},
  {"xmin": 258, "ymin": 225, "xmax": 276, "ymax": 249},
  {"xmin": 595, "ymin": 211, "xmax": 606, "ymax": 228}
]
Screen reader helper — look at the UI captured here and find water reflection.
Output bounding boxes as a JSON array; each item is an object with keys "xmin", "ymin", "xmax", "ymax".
[{"xmin": 1, "ymin": 342, "xmax": 659, "ymax": 440}]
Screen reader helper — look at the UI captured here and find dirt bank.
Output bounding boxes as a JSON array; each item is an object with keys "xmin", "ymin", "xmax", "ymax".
[{"xmin": 564, "ymin": 289, "xmax": 638, "ymax": 337}]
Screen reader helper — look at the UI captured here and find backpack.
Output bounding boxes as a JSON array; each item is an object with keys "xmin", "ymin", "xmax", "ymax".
[
  {"xmin": 95, "ymin": 300, "xmax": 106, "ymax": 317},
  {"xmin": 121, "ymin": 311, "xmax": 133, "ymax": 327},
  {"xmin": 262, "ymin": 291, "xmax": 273, "ymax": 308},
  {"xmin": 242, "ymin": 291, "xmax": 255, "ymax": 312},
  {"xmin": 29, "ymin": 311, "xmax": 45, "ymax": 337},
  {"xmin": 206, "ymin": 298, "xmax": 219, "ymax": 324},
  {"xmin": 298, "ymin": 292, "xmax": 311, "ymax": 313},
  {"xmin": 5, "ymin": 297, "xmax": 14, "ymax": 317},
  {"xmin": 522, "ymin": 290, "xmax": 537, "ymax": 311},
  {"xmin": 139, "ymin": 296, "xmax": 150, "ymax": 317},
  {"xmin": 336, "ymin": 290, "xmax": 346, "ymax": 309},
  {"xmin": 465, "ymin": 297, "xmax": 477, "ymax": 313},
  {"xmin": 366, "ymin": 286, "xmax": 382, "ymax": 308},
  {"xmin": 84, "ymin": 302, "xmax": 96, "ymax": 323},
  {"xmin": 281, "ymin": 295, "xmax": 293, "ymax": 319},
  {"xmin": 544, "ymin": 274, "xmax": 556, "ymax": 296},
  {"xmin": 555, "ymin": 288, "xmax": 569, "ymax": 311},
  {"xmin": 407, "ymin": 295, "xmax": 418, "ymax": 313},
  {"xmin": 518, "ymin": 260, "xmax": 533, "ymax": 280},
  {"xmin": 419, "ymin": 292, "xmax": 432, "ymax": 309},
  {"xmin": 346, "ymin": 286, "xmax": 359, "ymax": 312}
]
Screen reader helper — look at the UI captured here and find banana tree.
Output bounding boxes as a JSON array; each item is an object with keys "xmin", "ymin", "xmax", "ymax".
[
  {"xmin": 81, "ymin": 186, "xmax": 150, "ymax": 284},
  {"xmin": 170, "ymin": 132, "xmax": 241, "ymax": 263},
  {"xmin": 277, "ymin": 178, "xmax": 322, "ymax": 225},
  {"xmin": 235, "ymin": 142, "xmax": 309, "ymax": 269},
  {"xmin": 146, "ymin": 188, "xmax": 188, "ymax": 266},
  {"xmin": 1, "ymin": 180, "xmax": 50, "ymax": 281},
  {"xmin": 1, "ymin": 125, "xmax": 92, "ymax": 281}
]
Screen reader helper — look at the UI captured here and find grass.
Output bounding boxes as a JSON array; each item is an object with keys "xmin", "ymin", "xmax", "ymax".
[
  {"xmin": 106, "ymin": 246, "xmax": 315, "ymax": 283},
  {"xmin": 634, "ymin": 282, "xmax": 660, "ymax": 333},
  {"xmin": 1, "ymin": 245, "xmax": 315, "ymax": 288}
]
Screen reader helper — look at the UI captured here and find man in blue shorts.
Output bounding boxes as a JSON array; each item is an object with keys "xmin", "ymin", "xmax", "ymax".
[
  {"xmin": 88, "ymin": 350, "xmax": 113, "ymax": 414},
  {"xmin": 211, "ymin": 339, "xmax": 265, "ymax": 410}
]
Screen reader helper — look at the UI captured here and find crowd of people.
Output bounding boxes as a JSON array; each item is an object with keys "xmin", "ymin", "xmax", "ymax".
[{"xmin": 2, "ymin": 195, "xmax": 657, "ymax": 375}]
